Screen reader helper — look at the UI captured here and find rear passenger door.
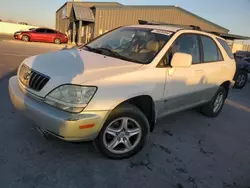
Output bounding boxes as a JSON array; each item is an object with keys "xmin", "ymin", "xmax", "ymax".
[
  {"xmin": 161, "ymin": 34, "xmax": 207, "ymax": 116},
  {"xmin": 199, "ymin": 35, "xmax": 224, "ymax": 101}
]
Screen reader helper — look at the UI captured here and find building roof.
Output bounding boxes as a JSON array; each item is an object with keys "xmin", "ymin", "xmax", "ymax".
[
  {"xmin": 93, "ymin": 5, "xmax": 229, "ymax": 33},
  {"xmin": 73, "ymin": 4, "xmax": 95, "ymax": 22},
  {"xmin": 56, "ymin": 1, "xmax": 122, "ymax": 13},
  {"xmin": 56, "ymin": 2, "xmax": 229, "ymax": 33}
]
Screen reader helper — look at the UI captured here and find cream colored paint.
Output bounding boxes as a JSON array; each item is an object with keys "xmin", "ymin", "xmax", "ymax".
[{"xmin": 18, "ymin": 25, "xmax": 236, "ymax": 118}]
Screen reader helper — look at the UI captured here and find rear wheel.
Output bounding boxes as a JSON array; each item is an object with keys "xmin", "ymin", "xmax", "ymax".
[
  {"xmin": 21, "ymin": 35, "xmax": 29, "ymax": 42},
  {"xmin": 54, "ymin": 38, "xmax": 61, "ymax": 44},
  {"xmin": 201, "ymin": 86, "xmax": 226, "ymax": 117},
  {"xmin": 234, "ymin": 70, "xmax": 248, "ymax": 89},
  {"xmin": 94, "ymin": 104, "xmax": 150, "ymax": 159}
]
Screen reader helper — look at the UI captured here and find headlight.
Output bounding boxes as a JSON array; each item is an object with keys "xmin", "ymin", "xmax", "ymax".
[{"xmin": 45, "ymin": 85, "xmax": 97, "ymax": 113}]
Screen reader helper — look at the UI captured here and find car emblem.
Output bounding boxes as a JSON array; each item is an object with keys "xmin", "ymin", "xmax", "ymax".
[{"xmin": 23, "ymin": 71, "xmax": 32, "ymax": 81}]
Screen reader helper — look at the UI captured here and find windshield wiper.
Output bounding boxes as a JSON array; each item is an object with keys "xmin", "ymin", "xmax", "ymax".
[
  {"xmin": 95, "ymin": 47, "xmax": 144, "ymax": 64},
  {"xmin": 84, "ymin": 46, "xmax": 144, "ymax": 64}
]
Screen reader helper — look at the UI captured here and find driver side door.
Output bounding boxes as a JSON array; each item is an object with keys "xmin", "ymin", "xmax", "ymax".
[{"xmin": 159, "ymin": 34, "xmax": 207, "ymax": 117}]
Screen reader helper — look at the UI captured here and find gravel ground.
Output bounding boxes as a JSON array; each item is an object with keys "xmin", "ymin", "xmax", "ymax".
[{"xmin": 1, "ymin": 41, "xmax": 250, "ymax": 188}]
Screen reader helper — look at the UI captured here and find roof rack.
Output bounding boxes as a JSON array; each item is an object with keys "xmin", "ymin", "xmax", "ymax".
[
  {"xmin": 138, "ymin": 20, "xmax": 250, "ymax": 40},
  {"xmin": 138, "ymin": 20, "xmax": 201, "ymax": 30}
]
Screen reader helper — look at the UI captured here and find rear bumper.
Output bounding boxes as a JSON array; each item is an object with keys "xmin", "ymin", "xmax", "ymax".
[{"xmin": 9, "ymin": 76, "xmax": 110, "ymax": 141}]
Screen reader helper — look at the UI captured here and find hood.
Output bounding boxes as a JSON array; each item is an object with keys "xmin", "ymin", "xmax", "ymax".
[{"xmin": 23, "ymin": 48, "xmax": 143, "ymax": 88}]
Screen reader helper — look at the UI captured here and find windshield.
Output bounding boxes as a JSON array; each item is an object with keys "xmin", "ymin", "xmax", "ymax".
[{"xmin": 84, "ymin": 27, "xmax": 173, "ymax": 64}]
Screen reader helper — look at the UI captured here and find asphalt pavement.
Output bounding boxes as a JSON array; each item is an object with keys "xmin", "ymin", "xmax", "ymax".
[{"xmin": 1, "ymin": 41, "xmax": 250, "ymax": 188}]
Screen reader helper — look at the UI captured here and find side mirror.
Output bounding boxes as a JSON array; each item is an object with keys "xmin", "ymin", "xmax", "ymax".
[{"xmin": 171, "ymin": 52, "xmax": 192, "ymax": 68}]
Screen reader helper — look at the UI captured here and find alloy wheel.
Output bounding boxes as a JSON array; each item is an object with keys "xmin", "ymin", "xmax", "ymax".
[
  {"xmin": 103, "ymin": 117, "xmax": 142, "ymax": 154},
  {"xmin": 22, "ymin": 36, "xmax": 29, "ymax": 41},
  {"xmin": 236, "ymin": 74, "xmax": 246, "ymax": 87},
  {"xmin": 213, "ymin": 92, "xmax": 224, "ymax": 113},
  {"xmin": 55, "ymin": 39, "xmax": 60, "ymax": 44}
]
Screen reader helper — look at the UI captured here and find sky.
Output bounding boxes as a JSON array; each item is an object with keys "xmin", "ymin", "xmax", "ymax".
[{"xmin": 0, "ymin": 0, "xmax": 250, "ymax": 42}]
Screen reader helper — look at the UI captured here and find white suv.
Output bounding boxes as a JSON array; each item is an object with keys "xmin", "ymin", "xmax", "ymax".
[{"xmin": 9, "ymin": 23, "xmax": 236, "ymax": 159}]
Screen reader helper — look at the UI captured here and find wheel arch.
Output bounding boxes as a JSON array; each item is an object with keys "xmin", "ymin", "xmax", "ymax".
[
  {"xmin": 114, "ymin": 95, "xmax": 156, "ymax": 132},
  {"xmin": 220, "ymin": 80, "xmax": 230, "ymax": 98}
]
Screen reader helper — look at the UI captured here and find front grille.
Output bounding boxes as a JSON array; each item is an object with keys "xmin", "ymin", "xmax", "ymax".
[{"xmin": 19, "ymin": 65, "xmax": 50, "ymax": 91}]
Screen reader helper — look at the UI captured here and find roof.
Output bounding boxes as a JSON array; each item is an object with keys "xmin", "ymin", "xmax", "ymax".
[
  {"xmin": 93, "ymin": 5, "xmax": 229, "ymax": 33},
  {"xmin": 56, "ymin": 1, "xmax": 122, "ymax": 13},
  {"xmin": 73, "ymin": 4, "xmax": 95, "ymax": 22}
]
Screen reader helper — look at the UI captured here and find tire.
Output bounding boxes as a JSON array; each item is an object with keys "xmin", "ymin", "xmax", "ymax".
[
  {"xmin": 21, "ymin": 35, "xmax": 29, "ymax": 42},
  {"xmin": 201, "ymin": 86, "xmax": 226, "ymax": 117},
  {"xmin": 54, "ymin": 38, "xmax": 61, "ymax": 44},
  {"xmin": 233, "ymin": 70, "xmax": 248, "ymax": 89},
  {"xmin": 94, "ymin": 104, "xmax": 150, "ymax": 159}
]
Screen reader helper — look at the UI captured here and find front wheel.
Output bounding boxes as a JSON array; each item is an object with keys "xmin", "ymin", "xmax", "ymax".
[
  {"xmin": 21, "ymin": 35, "xmax": 30, "ymax": 42},
  {"xmin": 201, "ymin": 86, "xmax": 226, "ymax": 117},
  {"xmin": 94, "ymin": 104, "xmax": 150, "ymax": 159},
  {"xmin": 234, "ymin": 70, "xmax": 248, "ymax": 89}
]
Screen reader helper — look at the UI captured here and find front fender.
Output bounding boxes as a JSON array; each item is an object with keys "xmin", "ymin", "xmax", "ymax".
[
  {"xmin": 83, "ymin": 67, "xmax": 166, "ymax": 111},
  {"xmin": 84, "ymin": 85, "xmax": 156, "ymax": 111}
]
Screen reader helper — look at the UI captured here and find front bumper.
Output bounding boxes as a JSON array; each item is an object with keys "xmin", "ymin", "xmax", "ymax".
[
  {"xmin": 9, "ymin": 76, "xmax": 110, "ymax": 141},
  {"xmin": 14, "ymin": 34, "xmax": 22, "ymax": 40}
]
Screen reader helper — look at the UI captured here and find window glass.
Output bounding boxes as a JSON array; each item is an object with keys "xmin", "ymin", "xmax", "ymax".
[
  {"xmin": 217, "ymin": 38, "xmax": 234, "ymax": 59},
  {"xmin": 201, "ymin": 36, "xmax": 221, "ymax": 62},
  {"xmin": 166, "ymin": 34, "xmax": 200, "ymax": 65},
  {"xmin": 46, "ymin": 29, "xmax": 56, "ymax": 34},
  {"xmin": 218, "ymin": 48, "xmax": 223, "ymax": 61},
  {"xmin": 35, "ymin": 29, "xmax": 46, "ymax": 33},
  {"xmin": 86, "ymin": 27, "xmax": 173, "ymax": 64}
]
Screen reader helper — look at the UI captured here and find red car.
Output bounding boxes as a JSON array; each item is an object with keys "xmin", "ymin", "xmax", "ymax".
[{"xmin": 14, "ymin": 28, "xmax": 68, "ymax": 44}]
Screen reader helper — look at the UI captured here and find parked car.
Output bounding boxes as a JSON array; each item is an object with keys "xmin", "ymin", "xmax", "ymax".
[
  {"xmin": 14, "ymin": 28, "xmax": 68, "ymax": 44},
  {"xmin": 235, "ymin": 51, "xmax": 250, "ymax": 59},
  {"xmin": 242, "ymin": 57, "xmax": 250, "ymax": 63},
  {"xmin": 233, "ymin": 54, "xmax": 250, "ymax": 89},
  {"xmin": 9, "ymin": 24, "xmax": 236, "ymax": 159}
]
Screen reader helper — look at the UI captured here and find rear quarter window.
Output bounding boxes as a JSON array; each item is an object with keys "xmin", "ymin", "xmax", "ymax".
[{"xmin": 217, "ymin": 38, "xmax": 234, "ymax": 59}]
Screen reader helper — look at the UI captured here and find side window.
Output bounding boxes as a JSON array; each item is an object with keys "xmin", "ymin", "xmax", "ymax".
[
  {"xmin": 200, "ymin": 35, "xmax": 222, "ymax": 62},
  {"xmin": 164, "ymin": 34, "xmax": 200, "ymax": 65},
  {"xmin": 218, "ymin": 48, "xmax": 223, "ymax": 61},
  {"xmin": 217, "ymin": 38, "xmax": 234, "ymax": 59},
  {"xmin": 46, "ymin": 29, "xmax": 56, "ymax": 34},
  {"xmin": 35, "ymin": 29, "xmax": 46, "ymax": 33}
]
